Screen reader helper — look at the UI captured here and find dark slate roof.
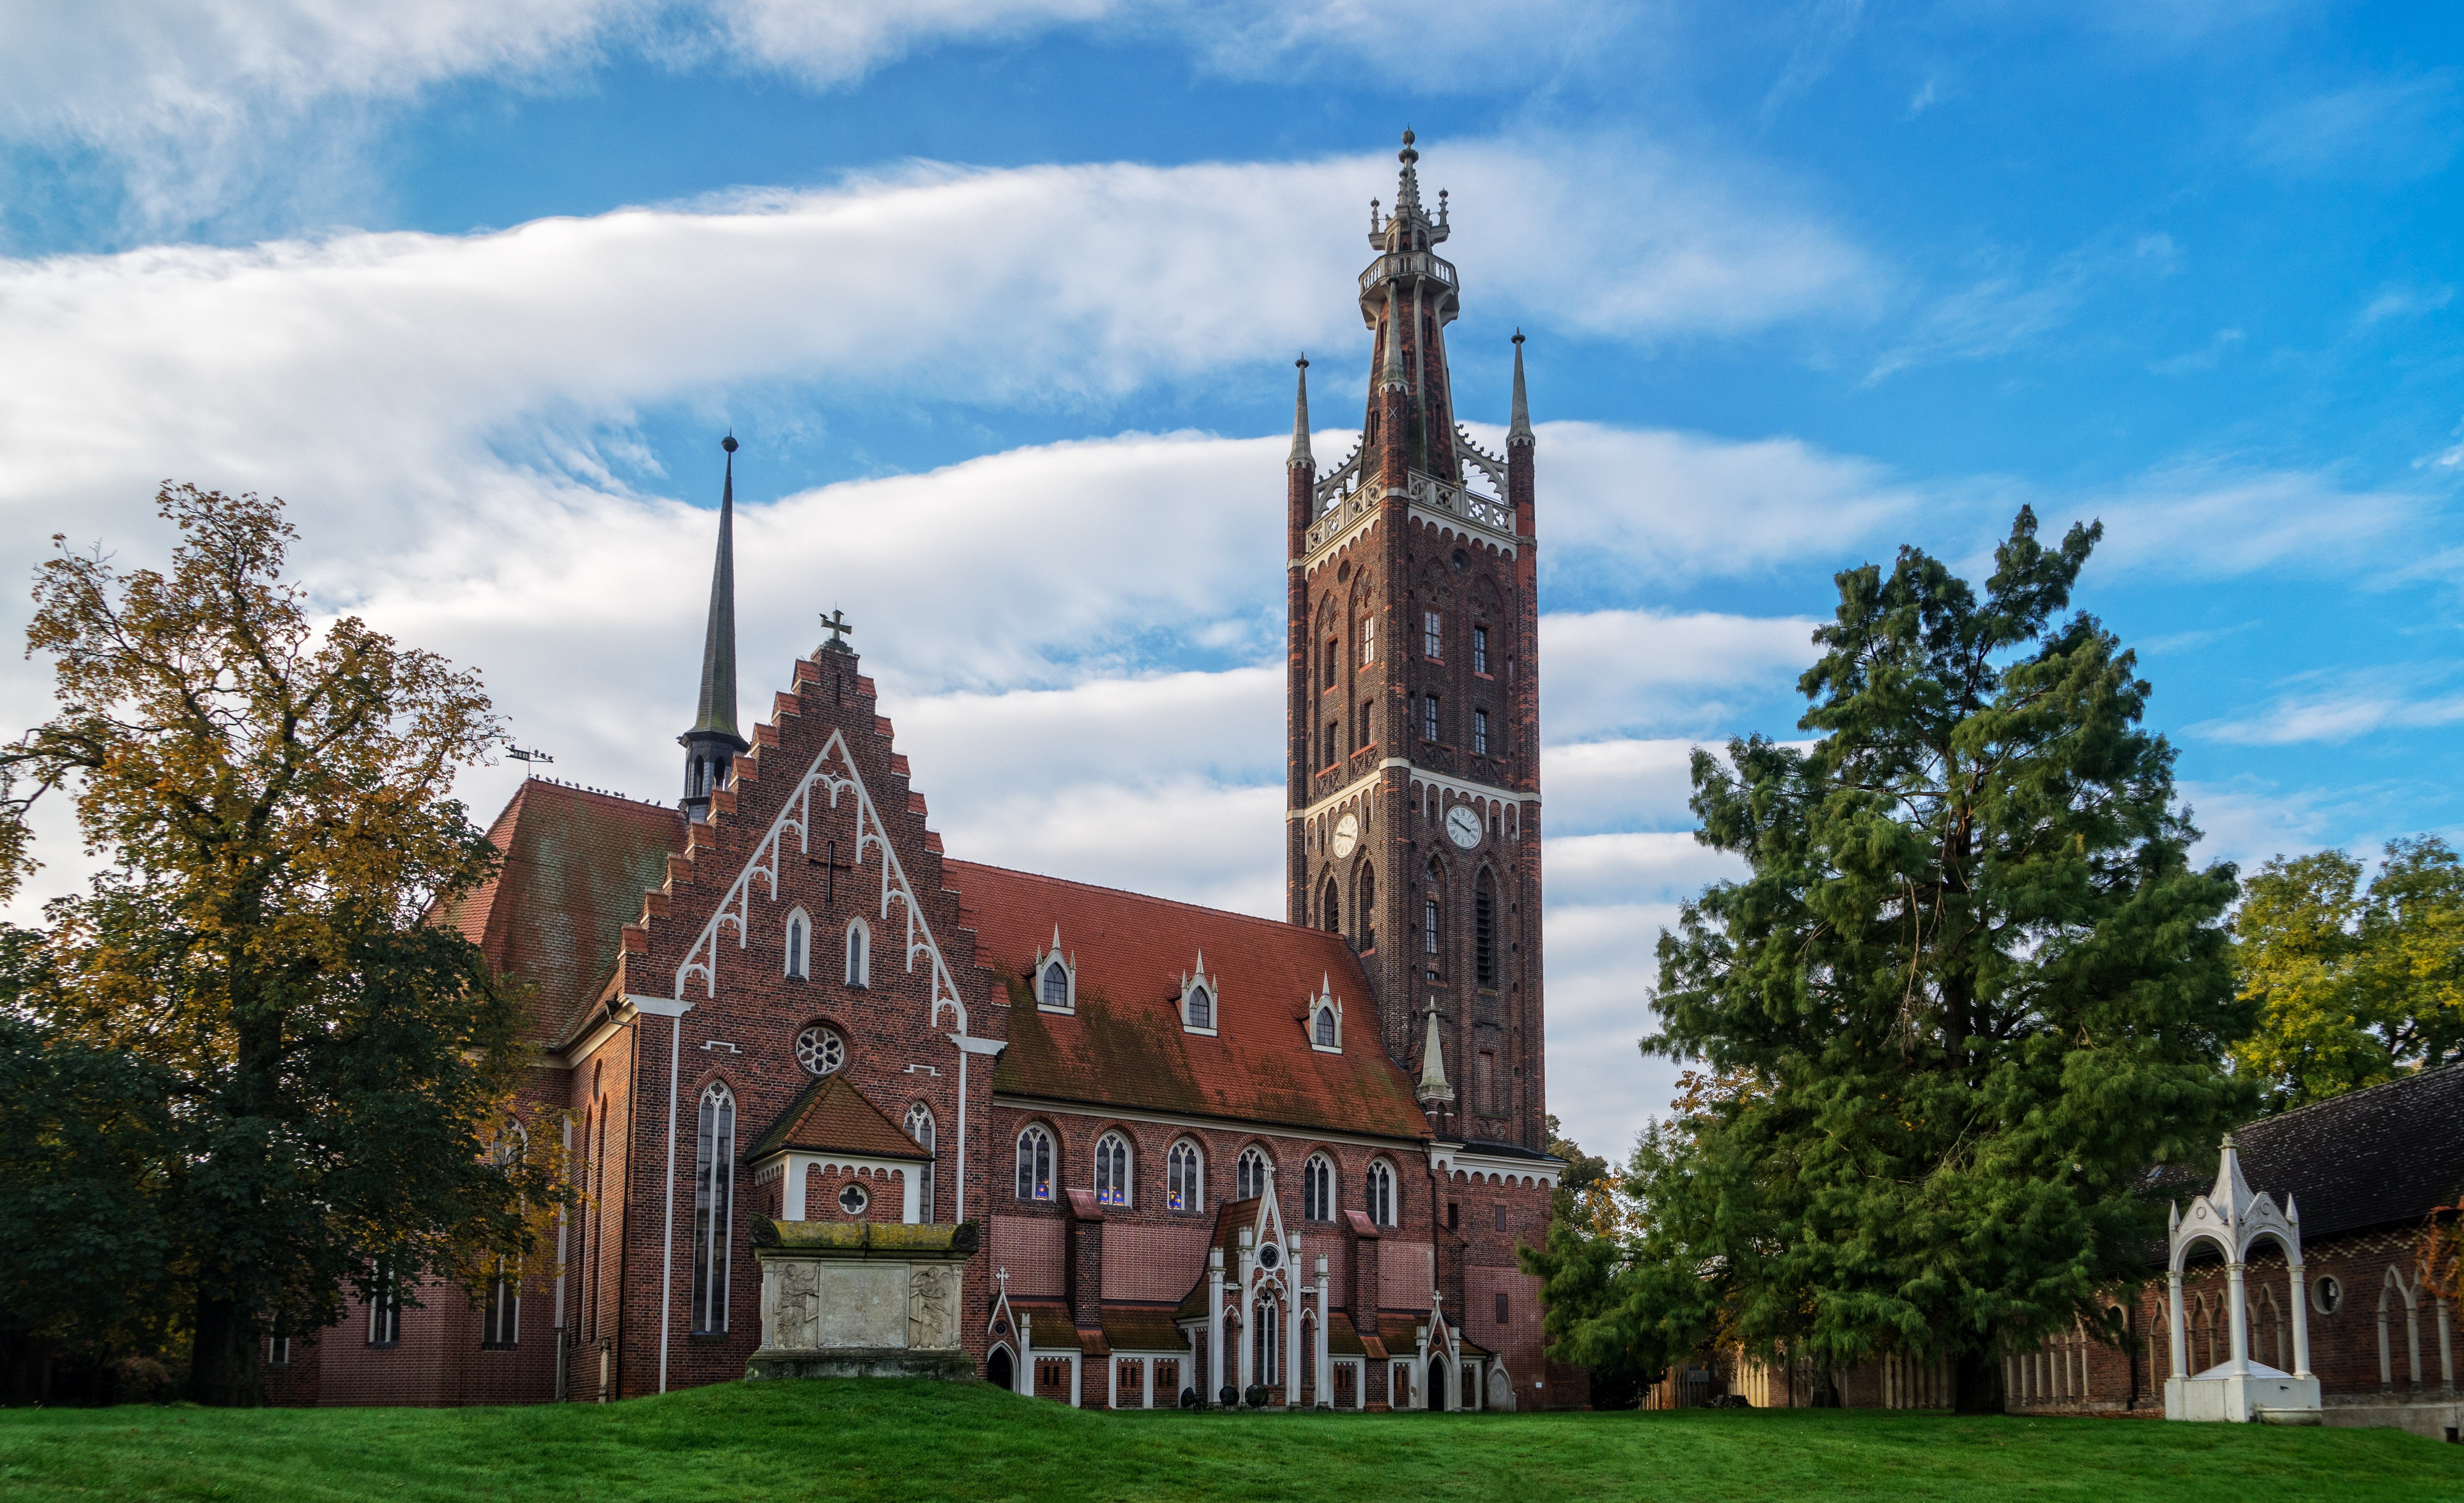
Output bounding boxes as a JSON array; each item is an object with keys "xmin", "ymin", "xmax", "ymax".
[
  {"xmin": 1014, "ymin": 1302, "xmax": 1081, "ymax": 1353},
  {"xmin": 1101, "ymin": 1307, "xmax": 1189, "ymax": 1353},
  {"xmin": 439, "ymin": 779, "xmax": 683, "ymax": 1044},
  {"xmin": 743, "ymin": 1071, "xmax": 931, "ymax": 1162},
  {"xmin": 2150, "ymin": 1061, "xmax": 2464, "ymax": 1241},
  {"xmin": 949, "ymin": 860, "xmax": 1429, "ymax": 1141},
  {"xmin": 1456, "ymin": 1138, "xmax": 1559, "ymax": 1164}
]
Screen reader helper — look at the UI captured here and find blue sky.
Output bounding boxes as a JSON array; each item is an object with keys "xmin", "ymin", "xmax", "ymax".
[{"xmin": 1, "ymin": 1, "xmax": 2459, "ymax": 1157}]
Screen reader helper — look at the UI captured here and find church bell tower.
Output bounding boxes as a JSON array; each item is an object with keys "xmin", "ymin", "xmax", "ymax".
[{"xmin": 1285, "ymin": 132, "xmax": 1544, "ymax": 1153}]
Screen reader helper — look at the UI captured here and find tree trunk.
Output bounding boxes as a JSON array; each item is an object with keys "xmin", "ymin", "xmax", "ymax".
[
  {"xmin": 1953, "ymin": 1348, "xmax": 2004, "ymax": 1415},
  {"xmin": 186, "ymin": 1292, "xmax": 260, "ymax": 1407}
]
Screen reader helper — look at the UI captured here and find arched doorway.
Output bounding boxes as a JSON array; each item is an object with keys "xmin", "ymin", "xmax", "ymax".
[
  {"xmin": 986, "ymin": 1347, "xmax": 1014, "ymax": 1392},
  {"xmin": 1427, "ymin": 1353, "xmax": 1449, "ymax": 1411}
]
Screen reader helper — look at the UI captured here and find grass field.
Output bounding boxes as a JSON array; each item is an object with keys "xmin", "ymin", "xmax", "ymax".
[{"xmin": 2, "ymin": 1379, "xmax": 2458, "ymax": 1502}]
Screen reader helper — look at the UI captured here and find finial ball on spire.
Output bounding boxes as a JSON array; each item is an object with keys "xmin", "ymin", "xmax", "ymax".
[
  {"xmin": 721, "ymin": 434, "xmax": 738, "ymax": 453},
  {"xmin": 1401, "ymin": 128, "xmax": 1415, "ymax": 146},
  {"xmin": 1512, "ymin": 328, "xmax": 1525, "ymax": 346},
  {"xmin": 1296, "ymin": 354, "xmax": 1308, "ymax": 370}
]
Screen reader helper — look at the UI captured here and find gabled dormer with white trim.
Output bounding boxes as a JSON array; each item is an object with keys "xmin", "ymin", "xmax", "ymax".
[
  {"xmin": 1307, "ymin": 974, "xmax": 1343, "ymax": 1053},
  {"xmin": 1033, "ymin": 926, "xmax": 1077, "ymax": 1014},
  {"xmin": 1180, "ymin": 952, "xmax": 1220, "ymax": 1036}
]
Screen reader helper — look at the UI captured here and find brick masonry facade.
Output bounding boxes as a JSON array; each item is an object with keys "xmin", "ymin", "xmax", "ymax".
[{"xmin": 272, "ymin": 137, "xmax": 1581, "ymax": 1413}]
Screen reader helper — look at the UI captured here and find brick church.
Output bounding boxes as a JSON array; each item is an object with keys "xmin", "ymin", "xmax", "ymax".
[{"xmin": 266, "ymin": 134, "xmax": 1578, "ymax": 1411}]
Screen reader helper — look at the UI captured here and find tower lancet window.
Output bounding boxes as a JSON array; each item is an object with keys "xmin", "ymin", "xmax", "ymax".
[
  {"xmin": 1422, "ymin": 696, "xmax": 1440, "ymax": 742},
  {"xmin": 1473, "ymin": 708, "xmax": 1489, "ymax": 755},
  {"xmin": 1473, "ymin": 624, "xmax": 1488, "ymax": 675},
  {"xmin": 1361, "ymin": 615, "xmax": 1376, "ymax": 665},
  {"xmin": 1424, "ymin": 610, "xmax": 1442, "ymax": 658}
]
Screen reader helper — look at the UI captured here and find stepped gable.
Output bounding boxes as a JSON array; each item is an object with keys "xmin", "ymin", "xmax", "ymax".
[
  {"xmin": 950, "ymin": 860, "xmax": 1427, "ymax": 1140},
  {"xmin": 613, "ymin": 647, "xmax": 988, "ymax": 1032},
  {"xmin": 745, "ymin": 1069, "xmax": 932, "ymax": 1162},
  {"xmin": 2148, "ymin": 1061, "xmax": 2464, "ymax": 1241},
  {"xmin": 439, "ymin": 779, "xmax": 684, "ymax": 1043}
]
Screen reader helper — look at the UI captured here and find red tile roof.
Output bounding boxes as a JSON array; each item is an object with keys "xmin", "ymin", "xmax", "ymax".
[
  {"xmin": 744, "ymin": 1071, "xmax": 932, "ymax": 1162},
  {"xmin": 438, "ymin": 779, "xmax": 684, "ymax": 1043},
  {"xmin": 1101, "ymin": 1307, "xmax": 1191, "ymax": 1353},
  {"xmin": 947, "ymin": 861, "xmax": 1427, "ymax": 1142}
]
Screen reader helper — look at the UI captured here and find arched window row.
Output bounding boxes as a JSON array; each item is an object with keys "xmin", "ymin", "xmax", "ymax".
[{"xmin": 1007, "ymin": 1128, "xmax": 1403, "ymax": 1230}]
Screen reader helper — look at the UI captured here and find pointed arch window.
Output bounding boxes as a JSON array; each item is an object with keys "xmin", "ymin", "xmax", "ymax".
[
  {"xmin": 1303, "ymin": 1154, "xmax": 1335, "ymax": 1221},
  {"xmin": 1356, "ymin": 864, "xmax": 1376, "ymax": 951},
  {"xmin": 784, "ymin": 910, "xmax": 809, "ymax": 980},
  {"xmin": 1015, "ymin": 1124, "xmax": 1054, "ymax": 1202},
  {"xmin": 1322, "ymin": 877, "xmax": 1340, "ymax": 934},
  {"xmin": 905, "ymin": 1103, "xmax": 936, "ymax": 1222},
  {"xmin": 1315, "ymin": 1005, "xmax": 1338, "ymax": 1048},
  {"xmin": 1474, "ymin": 869, "xmax": 1496, "ymax": 987},
  {"xmin": 1095, "ymin": 1132, "xmax": 1132, "ymax": 1207},
  {"xmin": 845, "ymin": 918, "xmax": 870, "ymax": 989},
  {"xmin": 1365, "ymin": 1160, "xmax": 1395, "ymax": 1227},
  {"xmin": 1238, "ymin": 1147, "xmax": 1271, "ymax": 1202},
  {"xmin": 1040, "ymin": 963, "xmax": 1068, "ymax": 1008},
  {"xmin": 689, "ymin": 1082, "xmax": 735, "ymax": 1335},
  {"xmin": 1186, "ymin": 984, "xmax": 1212, "ymax": 1031},
  {"xmin": 1167, "ymin": 1139, "xmax": 1204, "ymax": 1212}
]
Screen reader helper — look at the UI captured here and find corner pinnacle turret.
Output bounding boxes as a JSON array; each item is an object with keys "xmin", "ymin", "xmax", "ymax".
[
  {"xmin": 1287, "ymin": 357, "xmax": 1313, "ymax": 469},
  {"xmin": 679, "ymin": 434, "xmax": 750, "ymax": 823}
]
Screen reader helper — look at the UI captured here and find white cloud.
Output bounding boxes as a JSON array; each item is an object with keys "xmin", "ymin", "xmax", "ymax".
[
  {"xmin": 2190, "ymin": 674, "xmax": 2464, "ymax": 747},
  {"xmin": 1540, "ymin": 607, "xmax": 1816, "ymax": 739},
  {"xmin": 2248, "ymin": 72, "xmax": 2463, "ymax": 183},
  {"xmin": 2081, "ymin": 463, "xmax": 2443, "ymax": 580}
]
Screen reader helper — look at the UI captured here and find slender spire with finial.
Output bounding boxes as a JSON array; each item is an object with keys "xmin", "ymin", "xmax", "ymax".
[
  {"xmin": 1287, "ymin": 356, "xmax": 1313, "ymax": 469},
  {"xmin": 691, "ymin": 435, "xmax": 741, "ymax": 739},
  {"xmin": 679, "ymin": 434, "xmax": 750, "ymax": 821},
  {"xmin": 1507, "ymin": 330, "xmax": 1533, "ymax": 448}
]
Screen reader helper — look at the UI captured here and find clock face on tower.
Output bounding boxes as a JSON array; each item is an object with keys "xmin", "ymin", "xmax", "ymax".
[
  {"xmin": 1331, "ymin": 812, "xmax": 1360, "ymax": 859},
  {"xmin": 1445, "ymin": 804, "xmax": 1484, "ymax": 850}
]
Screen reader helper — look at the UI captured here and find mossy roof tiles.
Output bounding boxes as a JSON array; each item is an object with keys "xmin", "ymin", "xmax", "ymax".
[
  {"xmin": 947, "ymin": 860, "xmax": 1427, "ymax": 1143},
  {"xmin": 439, "ymin": 779, "xmax": 683, "ymax": 1045}
]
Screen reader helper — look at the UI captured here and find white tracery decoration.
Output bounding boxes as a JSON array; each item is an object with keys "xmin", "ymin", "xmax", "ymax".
[{"xmin": 675, "ymin": 726, "xmax": 968, "ymax": 1035}]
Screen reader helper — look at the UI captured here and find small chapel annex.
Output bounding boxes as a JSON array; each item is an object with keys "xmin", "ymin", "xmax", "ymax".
[{"xmin": 262, "ymin": 135, "xmax": 1581, "ymax": 1412}]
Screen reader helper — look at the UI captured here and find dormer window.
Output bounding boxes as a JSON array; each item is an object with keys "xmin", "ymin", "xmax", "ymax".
[
  {"xmin": 1179, "ymin": 954, "xmax": 1220, "ymax": 1036},
  {"xmin": 1031, "ymin": 926, "xmax": 1074, "ymax": 1013},
  {"xmin": 1307, "ymin": 977, "xmax": 1343, "ymax": 1053}
]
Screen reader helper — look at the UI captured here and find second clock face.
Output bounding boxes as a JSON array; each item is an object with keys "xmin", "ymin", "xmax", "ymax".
[
  {"xmin": 1331, "ymin": 812, "xmax": 1360, "ymax": 858},
  {"xmin": 1445, "ymin": 804, "xmax": 1484, "ymax": 849}
]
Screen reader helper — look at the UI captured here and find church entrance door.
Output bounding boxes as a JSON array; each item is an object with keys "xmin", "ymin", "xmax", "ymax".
[
  {"xmin": 987, "ymin": 1348, "xmax": 1013, "ymax": 1392},
  {"xmin": 1428, "ymin": 1355, "xmax": 1449, "ymax": 1411}
]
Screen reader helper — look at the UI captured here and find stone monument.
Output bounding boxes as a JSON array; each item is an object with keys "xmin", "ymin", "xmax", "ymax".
[{"xmin": 745, "ymin": 1218, "xmax": 979, "ymax": 1382}]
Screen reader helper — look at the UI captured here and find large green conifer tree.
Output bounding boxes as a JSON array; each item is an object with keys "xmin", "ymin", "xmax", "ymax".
[{"xmin": 1528, "ymin": 508, "xmax": 2250, "ymax": 1412}]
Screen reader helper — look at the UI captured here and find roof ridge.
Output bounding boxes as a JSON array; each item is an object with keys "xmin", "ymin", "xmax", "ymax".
[
  {"xmin": 945, "ymin": 859, "xmax": 1325, "ymax": 939},
  {"xmin": 2245, "ymin": 1056, "xmax": 2464, "ymax": 1132}
]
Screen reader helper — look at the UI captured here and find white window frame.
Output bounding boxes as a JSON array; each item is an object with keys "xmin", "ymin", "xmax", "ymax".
[
  {"xmin": 1016, "ymin": 1124, "xmax": 1055, "ymax": 1202},
  {"xmin": 844, "ymin": 917, "xmax": 870, "ymax": 989},
  {"xmin": 689, "ymin": 1082, "xmax": 736, "ymax": 1335},
  {"xmin": 1095, "ymin": 1131, "xmax": 1132, "ymax": 1207},
  {"xmin": 784, "ymin": 908, "xmax": 811, "ymax": 979},
  {"xmin": 1424, "ymin": 609, "xmax": 1441, "ymax": 658},
  {"xmin": 1366, "ymin": 1159, "xmax": 1395, "ymax": 1227},
  {"xmin": 1033, "ymin": 930, "xmax": 1077, "ymax": 1013},
  {"xmin": 905, "ymin": 1103, "xmax": 937, "ymax": 1221},
  {"xmin": 1238, "ymin": 1146, "xmax": 1271, "ymax": 1202},
  {"xmin": 1180, "ymin": 958, "xmax": 1220, "ymax": 1037},
  {"xmin": 1303, "ymin": 1154, "xmax": 1335, "ymax": 1221},
  {"xmin": 1167, "ymin": 1138, "xmax": 1204, "ymax": 1212},
  {"xmin": 1361, "ymin": 615, "xmax": 1376, "ymax": 665}
]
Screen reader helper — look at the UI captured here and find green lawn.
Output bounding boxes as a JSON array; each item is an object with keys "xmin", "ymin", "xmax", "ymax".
[{"xmin": 1, "ymin": 1379, "xmax": 2455, "ymax": 1502}]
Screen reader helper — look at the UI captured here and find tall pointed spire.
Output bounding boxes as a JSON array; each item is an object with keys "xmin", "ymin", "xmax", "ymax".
[
  {"xmin": 679, "ymin": 434, "xmax": 751, "ymax": 822},
  {"xmin": 1287, "ymin": 357, "xmax": 1314, "ymax": 469},
  {"xmin": 692, "ymin": 436, "xmax": 740, "ymax": 739},
  {"xmin": 1507, "ymin": 330, "xmax": 1533, "ymax": 448}
]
